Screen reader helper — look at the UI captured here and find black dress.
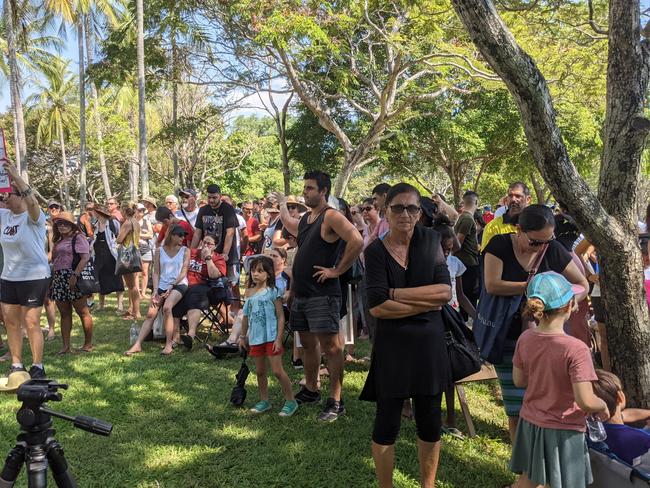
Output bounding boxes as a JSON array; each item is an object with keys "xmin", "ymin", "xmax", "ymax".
[
  {"xmin": 94, "ymin": 231, "xmax": 124, "ymax": 295},
  {"xmin": 360, "ymin": 226, "xmax": 451, "ymax": 401}
]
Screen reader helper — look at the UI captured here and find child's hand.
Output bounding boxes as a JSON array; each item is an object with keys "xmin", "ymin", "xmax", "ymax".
[
  {"xmin": 595, "ymin": 406, "xmax": 610, "ymax": 422},
  {"xmin": 272, "ymin": 338, "xmax": 282, "ymax": 354},
  {"xmin": 238, "ymin": 336, "xmax": 249, "ymax": 351}
]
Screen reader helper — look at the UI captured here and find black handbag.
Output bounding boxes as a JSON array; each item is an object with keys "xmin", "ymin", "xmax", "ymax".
[
  {"xmin": 71, "ymin": 234, "xmax": 101, "ymax": 295},
  {"xmin": 441, "ymin": 304, "xmax": 481, "ymax": 382}
]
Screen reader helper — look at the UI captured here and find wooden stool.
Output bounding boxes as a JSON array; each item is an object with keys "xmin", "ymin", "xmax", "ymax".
[{"xmin": 455, "ymin": 363, "xmax": 498, "ymax": 438}]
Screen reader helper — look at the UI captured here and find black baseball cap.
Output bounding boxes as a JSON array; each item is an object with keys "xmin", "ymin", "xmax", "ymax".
[{"xmin": 170, "ymin": 224, "xmax": 188, "ymax": 236}]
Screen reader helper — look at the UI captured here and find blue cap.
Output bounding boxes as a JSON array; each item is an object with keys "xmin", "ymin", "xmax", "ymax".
[{"xmin": 527, "ymin": 272, "xmax": 585, "ymax": 311}]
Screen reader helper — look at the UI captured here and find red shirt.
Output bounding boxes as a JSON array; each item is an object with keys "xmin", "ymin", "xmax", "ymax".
[
  {"xmin": 244, "ymin": 216, "xmax": 260, "ymax": 256},
  {"xmin": 157, "ymin": 220, "xmax": 194, "ymax": 247},
  {"xmin": 482, "ymin": 211, "xmax": 495, "ymax": 224},
  {"xmin": 187, "ymin": 249, "xmax": 227, "ymax": 287},
  {"xmin": 514, "ymin": 329, "xmax": 597, "ymax": 432}
]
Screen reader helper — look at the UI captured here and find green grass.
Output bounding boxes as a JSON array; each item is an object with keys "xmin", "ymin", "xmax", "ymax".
[{"xmin": 0, "ymin": 299, "xmax": 516, "ymax": 487}]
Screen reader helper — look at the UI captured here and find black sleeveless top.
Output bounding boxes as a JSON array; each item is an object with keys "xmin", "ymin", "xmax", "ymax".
[{"xmin": 292, "ymin": 208, "xmax": 341, "ymax": 297}]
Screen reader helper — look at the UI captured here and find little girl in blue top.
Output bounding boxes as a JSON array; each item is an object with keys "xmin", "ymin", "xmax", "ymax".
[{"xmin": 238, "ymin": 256, "xmax": 298, "ymax": 417}]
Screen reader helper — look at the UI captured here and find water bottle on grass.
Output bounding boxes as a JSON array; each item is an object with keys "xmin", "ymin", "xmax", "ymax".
[{"xmin": 129, "ymin": 320, "xmax": 139, "ymax": 346}]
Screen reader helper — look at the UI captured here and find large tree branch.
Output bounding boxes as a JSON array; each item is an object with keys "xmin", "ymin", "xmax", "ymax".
[
  {"xmin": 276, "ymin": 47, "xmax": 354, "ymax": 153},
  {"xmin": 587, "ymin": 0, "xmax": 609, "ymax": 36},
  {"xmin": 451, "ymin": 0, "xmax": 618, "ymax": 246}
]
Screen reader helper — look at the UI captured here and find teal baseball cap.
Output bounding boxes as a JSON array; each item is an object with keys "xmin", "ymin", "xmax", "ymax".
[{"xmin": 527, "ymin": 272, "xmax": 585, "ymax": 311}]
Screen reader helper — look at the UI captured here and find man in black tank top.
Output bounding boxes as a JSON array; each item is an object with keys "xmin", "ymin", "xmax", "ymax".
[{"xmin": 273, "ymin": 171, "xmax": 363, "ymax": 422}]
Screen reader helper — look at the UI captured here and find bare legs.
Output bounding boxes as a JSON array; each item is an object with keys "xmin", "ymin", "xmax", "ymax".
[
  {"xmin": 123, "ymin": 273, "xmax": 141, "ymax": 319},
  {"xmin": 371, "ymin": 439, "xmax": 441, "ymax": 488},
  {"xmin": 2, "ymin": 303, "xmax": 44, "ymax": 366},
  {"xmin": 55, "ymin": 298, "xmax": 93, "ymax": 353},
  {"xmin": 160, "ymin": 290, "xmax": 183, "ymax": 354},
  {"xmin": 44, "ymin": 297, "xmax": 57, "ymax": 339},
  {"xmin": 139, "ymin": 261, "xmax": 151, "ymax": 299},
  {"xmin": 371, "ymin": 442, "xmax": 395, "ymax": 488},
  {"xmin": 255, "ymin": 355, "xmax": 295, "ymax": 402}
]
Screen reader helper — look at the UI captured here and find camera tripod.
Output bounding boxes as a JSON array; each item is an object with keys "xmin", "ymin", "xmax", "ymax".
[{"xmin": 0, "ymin": 379, "xmax": 112, "ymax": 488}]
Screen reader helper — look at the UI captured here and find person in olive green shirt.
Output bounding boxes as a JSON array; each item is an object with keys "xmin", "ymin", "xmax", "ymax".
[
  {"xmin": 480, "ymin": 182, "xmax": 532, "ymax": 250},
  {"xmin": 454, "ymin": 191, "xmax": 480, "ymax": 310}
]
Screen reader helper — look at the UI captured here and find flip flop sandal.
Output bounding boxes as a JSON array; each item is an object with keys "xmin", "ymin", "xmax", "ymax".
[{"xmin": 124, "ymin": 350, "xmax": 142, "ymax": 357}]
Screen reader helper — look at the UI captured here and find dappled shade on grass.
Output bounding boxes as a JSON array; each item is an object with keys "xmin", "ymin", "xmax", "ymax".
[{"xmin": 0, "ymin": 298, "xmax": 514, "ymax": 487}]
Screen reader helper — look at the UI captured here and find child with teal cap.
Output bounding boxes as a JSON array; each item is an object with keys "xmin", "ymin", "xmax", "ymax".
[{"xmin": 507, "ymin": 272, "xmax": 609, "ymax": 488}]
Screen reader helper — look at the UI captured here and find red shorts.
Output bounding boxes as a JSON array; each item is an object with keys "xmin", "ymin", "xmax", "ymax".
[{"xmin": 249, "ymin": 341, "xmax": 283, "ymax": 357}]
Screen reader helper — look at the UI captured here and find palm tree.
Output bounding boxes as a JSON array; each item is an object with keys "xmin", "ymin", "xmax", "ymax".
[
  {"xmin": 44, "ymin": 0, "xmax": 118, "ymax": 204},
  {"xmin": 27, "ymin": 57, "xmax": 77, "ymax": 208},
  {"xmin": 136, "ymin": 0, "xmax": 148, "ymax": 197},
  {"xmin": 84, "ymin": 2, "xmax": 120, "ymax": 200},
  {"xmin": 1, "ymin": 0, "xmax": 61, "ymax": 180}
]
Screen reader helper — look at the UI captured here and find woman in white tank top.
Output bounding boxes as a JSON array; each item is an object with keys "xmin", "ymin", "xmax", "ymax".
[{"xmin": 125, "ymin": 224, "xmax": 190, "ymax": 356}]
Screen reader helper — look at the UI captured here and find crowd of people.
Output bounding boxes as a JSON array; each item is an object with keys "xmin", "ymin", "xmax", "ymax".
[{"xmin": 0, "ymin": 158, "xmax": 649, "ymax": 487}]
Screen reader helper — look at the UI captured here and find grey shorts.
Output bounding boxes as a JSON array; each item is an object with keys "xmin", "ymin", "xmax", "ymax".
[{"xmin": 290, "ymin": 295, "xmax": 341, "ymax": 334}]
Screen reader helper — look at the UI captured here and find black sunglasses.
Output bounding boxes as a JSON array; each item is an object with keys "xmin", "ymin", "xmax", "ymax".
[
  {"xmin": 526, "ymin": 234, "xmax": 556, "ymax": 247},
  {"xmin": 287, "ymin": 204, "xmax": 299, "ymax": 210},
  {"xmin": 389, "ymin": 204, "xmax": 421, "ymax": 216},
  {"xmin": 361, "ymin": 206, "xmax": 374, "ymax": 212}
]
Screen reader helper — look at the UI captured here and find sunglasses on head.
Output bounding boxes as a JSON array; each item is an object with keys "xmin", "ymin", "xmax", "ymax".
[{"xmin": 389, "ymin": 204, "xmax": 421, "ymax": 216}]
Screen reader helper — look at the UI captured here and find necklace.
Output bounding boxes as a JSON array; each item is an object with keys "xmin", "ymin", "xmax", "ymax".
[
  {"xmin": 384, "ymin": 236, "xmax": 409, "ymax": 269},
  {"xmin": 307, "ymin": 206, "xmax": 328, "ymax": 225}
]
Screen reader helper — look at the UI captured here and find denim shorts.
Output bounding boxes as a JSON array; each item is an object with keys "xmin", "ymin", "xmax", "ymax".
[{"xmin": 290, "ymin": 295, "xmax": 341, "ymax": 334}]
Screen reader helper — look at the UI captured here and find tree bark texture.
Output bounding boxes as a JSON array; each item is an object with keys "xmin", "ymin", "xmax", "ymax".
[
  {"xmin": 85, "ymin": 19, "xmax": 112, "ymax": 199},
  {"xmin": 58, "ymin": 123, "xmax": 70, "ymax": 210},
  {"xmin": 4, "ymin": 0, "xmax": 28, "ymax": 180},
  {"xmin": 171, "ymin": 37, "xmax": 180, "ymax": 192},
  {"xmin": 77, "ymin": 17, "xmax": 88, "ymax": 208},
  {"xmin": 136, "ymin": 0, "xmax": 149, "ymax": 198},
  {"xmin": 451, "ymin": 0, "xmax": 650, "ymax": 406}
]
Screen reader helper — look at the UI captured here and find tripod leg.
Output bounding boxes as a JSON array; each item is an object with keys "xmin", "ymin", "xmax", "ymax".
[
  {"xmin": 0, "ymin": 444, "xmax": 25, "ymax": 488},
  {"xmin": 44, "ymin": 440, "xmax": 77, "ymax": 488},
  {"xmin": 26, "ymin": 446, "xmax": 48, "ymax": 488}
]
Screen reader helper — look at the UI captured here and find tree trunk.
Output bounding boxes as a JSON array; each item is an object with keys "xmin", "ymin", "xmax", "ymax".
[
  {"xmin": 77, "ymin": 17, "xmax": 87, "ymax": 208},
  {"xmin": 58, "ymin": 124, "xmax": 70, "ymax": 210},
  {"xmin": 85, "ymin": 19, "xmax": 112, "ymax": 199},
  {"xmin": 530, "ymin": 172, "xmax": 547, "ymax": 204},
  {"xmin": 128, "ymin": 109, "xmax": 139, "ymax": 201},
  {"xmin": 136, "ymin": 0, "xmax": 149, "ymax": 197},
  {"xmin": 451, "ymin": 0, "xmax": 650, "ymax": 406},
  {"xmin": 171, "ymin": 37, "xmax": 180, "ymax": 192},
  {"xmin": 4, "ymin": 0, "xmax": 28, "ymax": 180}
]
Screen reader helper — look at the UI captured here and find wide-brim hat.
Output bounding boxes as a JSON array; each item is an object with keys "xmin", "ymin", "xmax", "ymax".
[
  {"xmin": 286, "ymin": 196, "xmax": 307, "ymax": 212},
  {"xmin": 52, "ymin": 212, "xmax": 79, "ymax": 229},
  {"xmin": 92, "ymin": 203, "xmax": 113, "ymax": 219},
  {"xmin": 140, "ymin": 196, "xmax": 158, "ymax": 208},
  {"xmin": 0, "ymin": 371, "xmax": 31, "ymax": 393}
]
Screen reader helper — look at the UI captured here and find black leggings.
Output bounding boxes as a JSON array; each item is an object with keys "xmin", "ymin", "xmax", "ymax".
[{"xmin": 372, "ymin": 394, "xmax": 443, "ymax": 445}]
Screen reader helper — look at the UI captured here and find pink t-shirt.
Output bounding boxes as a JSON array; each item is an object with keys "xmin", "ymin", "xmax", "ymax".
[
  {"xmin": 513, "ymin": 329, "xmax": 597, "ymax": 432},
  {"xmin": 52, "ymin": 235, "xmax": 90, "ymax": 271}
]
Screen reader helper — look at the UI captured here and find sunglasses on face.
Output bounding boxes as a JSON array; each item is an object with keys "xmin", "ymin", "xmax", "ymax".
[
  {"xmin": 287, "ymin": 205, "xmax": 298, "ymax": 211},
  {"xmin": 526, "ymin": 234, "xmax": 555, "ymax": 247},
  {"xmin": 361, "ymin": 206, "xmax": 374, "ymax": 212},
  {"xmin": 389, "ymin": 204, "xmax": 421, "ymax": 216}
]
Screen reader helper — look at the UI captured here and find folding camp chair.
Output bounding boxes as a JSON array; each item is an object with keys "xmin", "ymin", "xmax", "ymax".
[
  {"xmin": 196, "ymin": 279, "xmax": 239, "ymax": 344},
  {"xmin": 589, "ymin": 441, "xmax": 650, "ymax": 487}
]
